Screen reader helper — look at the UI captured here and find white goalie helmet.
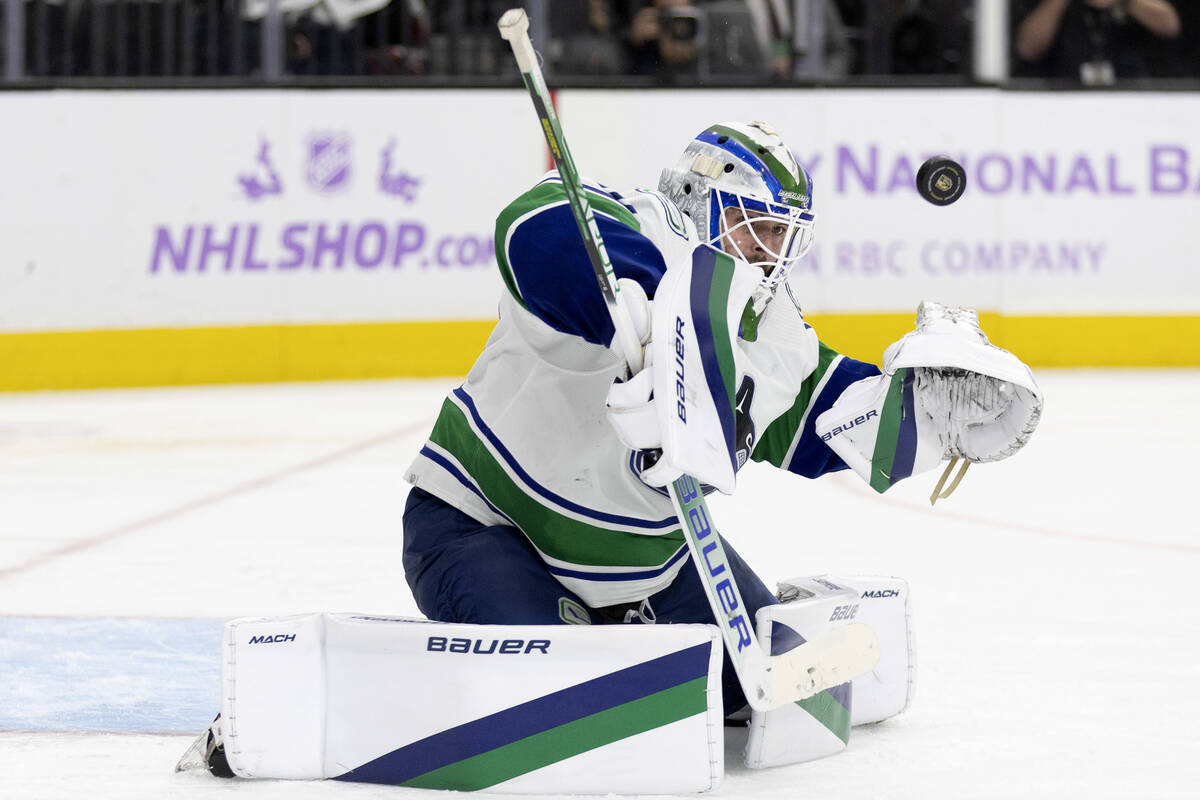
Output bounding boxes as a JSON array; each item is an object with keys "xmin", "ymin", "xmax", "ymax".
[{"xmin": 659, "ymin": 121, "xmax": 816, "ymax": 311}]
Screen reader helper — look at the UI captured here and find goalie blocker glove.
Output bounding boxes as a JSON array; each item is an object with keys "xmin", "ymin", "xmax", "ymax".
[
  {"xmin": 606, "ymin": 247, "xmax": 762, "ymax": 494},
  {"xmin": 813, "ymin": 301, "xmax": 1042, "ymax": 494}
]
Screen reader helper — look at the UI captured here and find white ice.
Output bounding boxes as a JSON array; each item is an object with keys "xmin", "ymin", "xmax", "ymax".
[{"xmin": 2, "ymin": 371, "xmax": 1198, "ymax": 799}]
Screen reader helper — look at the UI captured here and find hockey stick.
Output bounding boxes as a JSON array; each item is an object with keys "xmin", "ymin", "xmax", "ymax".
[{"xmin": 497, "ymin": 8, "xmax": 877, "ymax": 711}]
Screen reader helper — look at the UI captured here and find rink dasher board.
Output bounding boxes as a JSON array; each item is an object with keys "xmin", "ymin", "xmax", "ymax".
[{"xmin": 2, "ymin": 89, "xmax": 1199, "ymax": 390}]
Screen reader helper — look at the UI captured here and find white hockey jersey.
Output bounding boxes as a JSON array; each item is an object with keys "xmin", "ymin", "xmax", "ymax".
[{"xmin": 406, "ymin": 174, "xmax": 881, "ymax": 608}]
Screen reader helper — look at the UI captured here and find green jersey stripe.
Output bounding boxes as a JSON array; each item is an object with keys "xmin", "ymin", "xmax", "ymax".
[
  {"xmin": 752, "ymin": 343, "xmax": 843, "ymax": 468},
  {"xmin": 869, "ymin": 368, "xmax": 908, "ymax": 493},
  {"xmin": 428, "ymin": 398, "xmax": 684, "ymax": 568}
]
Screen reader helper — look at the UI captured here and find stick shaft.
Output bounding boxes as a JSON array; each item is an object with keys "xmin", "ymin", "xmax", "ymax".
[
  {"xmin": 498, "ymin": 7, "xmax": 774, "ymax": 709},
  {"xmin": 499, "ymin": 8, "xmax": 643, "ymax": 373}
]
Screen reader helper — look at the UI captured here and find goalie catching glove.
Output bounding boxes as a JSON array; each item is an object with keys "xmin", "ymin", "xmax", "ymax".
[{"xmin": 814, "ymin": 301, "xmax": 1042, "ymax": 498}]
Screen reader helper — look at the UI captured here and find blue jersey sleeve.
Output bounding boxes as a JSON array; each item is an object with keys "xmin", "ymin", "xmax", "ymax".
[
  {"xmin": 494, "ymin": 177, "xmax": 667, "ymax": 347},
  {"xmin": 751, "ymin": 342, "xmax": 882, "ymax": 479}
]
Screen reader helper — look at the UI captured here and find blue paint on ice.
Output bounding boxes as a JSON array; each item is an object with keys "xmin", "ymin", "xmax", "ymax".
[{"xmin": 0, "ymin": 617, "xmax": 223, "ymax": 733}]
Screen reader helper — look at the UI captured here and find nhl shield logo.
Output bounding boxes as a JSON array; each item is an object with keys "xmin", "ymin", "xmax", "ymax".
[{"xmin": 306, "ymin": 133, "xmax": 352, "ymax": 193}]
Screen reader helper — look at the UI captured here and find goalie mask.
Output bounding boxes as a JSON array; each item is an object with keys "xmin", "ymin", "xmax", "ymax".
[{"xmin": 659, "ymin": 121, "xmax": 815, "ymax": 312}]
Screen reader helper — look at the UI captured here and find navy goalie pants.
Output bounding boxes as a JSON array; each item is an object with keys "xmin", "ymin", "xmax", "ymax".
[{"xmin": 401, "ymin": 486, "xmax": 778, "ymax": 715}]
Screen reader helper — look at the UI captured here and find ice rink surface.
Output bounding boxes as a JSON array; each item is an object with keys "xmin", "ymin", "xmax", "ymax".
[{"xmin": 2, "ymin": 371, "xmax": 1198, "ymax": 799}]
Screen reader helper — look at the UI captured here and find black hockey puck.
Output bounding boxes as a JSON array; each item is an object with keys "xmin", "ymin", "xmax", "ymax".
[{"xmin": 916, "ymin": 156, "xmax": 966, "ymax": 206}]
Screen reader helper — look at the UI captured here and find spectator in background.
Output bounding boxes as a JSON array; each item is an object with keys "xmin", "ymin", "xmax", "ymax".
[
  {"xmin": 744, "ymin": 0, "xmax": 852, "ymax": 79},
  {"xmin": 625, "ymin": 0, "xmax": 848, "ymax": 80},
  {"xmin": 626, "ymin": 0, "xmax": 704, "ymax": 76},
  {"xmin": 282, "ymin": 0, "xmax": 417, "ymax": 76},
  {"xmin": 1013, "ymin": 0, "xmax": 1182, "ymax": 84},
  {"xmin": 1157, "ymin": 1, "xmax": 1200, "ymax": 78},
  {"xmin": 889, "ymin": 0, "xmax": 972, "ymax": 75},
  {"xmin": 548, "ymin": 0, "xmax": 633, "ymax": 75}
]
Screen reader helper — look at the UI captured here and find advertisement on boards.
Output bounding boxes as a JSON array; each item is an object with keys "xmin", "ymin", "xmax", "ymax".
[
  {"xmin": 0, "ymin": 90, "xmax": 536, "ymax": 332},
  {"xmin": 563, "ymin": 89, "xmax": 1200, "ymax": 315},
  {"xmin": 2, "ymin": 89, "xmax": 1198, "ymax": 337}
]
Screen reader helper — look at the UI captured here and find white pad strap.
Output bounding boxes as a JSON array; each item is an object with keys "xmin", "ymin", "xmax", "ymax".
[{"xmin": 220, "ymin": 614, "xmax": 723, "ymax": 794}]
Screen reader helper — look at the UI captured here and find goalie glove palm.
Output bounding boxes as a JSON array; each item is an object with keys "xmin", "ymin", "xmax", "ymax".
[
  {"xmin": 915, "ymin": 367, "xmax": 1039, "ymax": 463},
  {"xmin": 887, "ymin": 302, "xmax": 1042, "ymax": 464}
]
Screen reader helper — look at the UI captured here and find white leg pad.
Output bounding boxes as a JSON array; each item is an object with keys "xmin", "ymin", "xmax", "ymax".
[
  {"xmin": 842, "ymin": 575, "xmax": 916, "ymax": 726},
  {"xmin": 745, "ymin": 577, "xmax": 857, "ymax": 768},
  {"xmin": 744, "ymin": 575, "xmax": 915, "ymax": 769},
  {"xmin": 220, "ymin": 613, "xmax": 724, "ymax": 794}
]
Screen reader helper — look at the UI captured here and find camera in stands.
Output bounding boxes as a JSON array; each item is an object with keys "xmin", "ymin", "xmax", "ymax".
[{"xmin": 659, "ymin": 7, "xmax": 703, "ymax": 43}]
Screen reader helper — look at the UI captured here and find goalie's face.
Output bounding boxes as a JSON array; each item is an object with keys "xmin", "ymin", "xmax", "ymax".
[
  {"xmin": 721, "ymin": 208, "xmax": 789, "ymax": 276},
  {"xmin": 713, "ymin": 190, "xmax": 815, "ymax": 289}
]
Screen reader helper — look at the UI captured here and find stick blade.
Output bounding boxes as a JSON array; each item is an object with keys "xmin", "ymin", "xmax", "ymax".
[{"xmin": 763, "ymin": 622, "xmax": 881, "ymax": 708}]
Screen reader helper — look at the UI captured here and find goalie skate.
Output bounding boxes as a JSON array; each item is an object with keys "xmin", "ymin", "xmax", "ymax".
[{"xmin": 768, "ymin": 622, "xmax": 880, "ymax": 704}]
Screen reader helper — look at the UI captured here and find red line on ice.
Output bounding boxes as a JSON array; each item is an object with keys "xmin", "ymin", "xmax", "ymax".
[{"xmin": 0, "ymin": 421, "xmax": 430, "ymax": 582}]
